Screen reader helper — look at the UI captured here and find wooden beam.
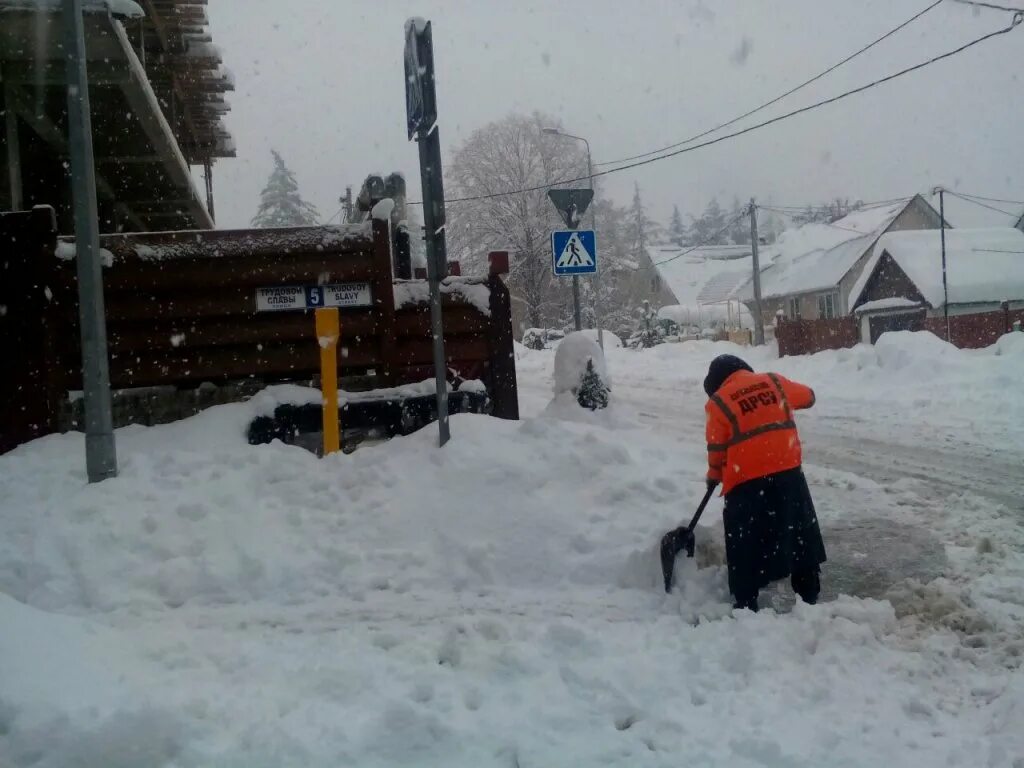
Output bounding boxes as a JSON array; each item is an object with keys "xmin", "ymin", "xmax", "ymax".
[
  {"xmin": 110, "ymin": 20, "xmax": 213, "ymax": 229},
  {"xmin": 3, "ymin": 80, "xmax": 24, "ymax": 210},
  {"xmin": 5, "ymin": 84, "xmax": 147, "ymax": 231}
]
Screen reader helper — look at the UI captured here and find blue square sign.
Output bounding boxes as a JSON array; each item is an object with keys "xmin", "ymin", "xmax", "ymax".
[{"xmin": 552, "ymin": 230, "xmax": 597, "ymax": 276}]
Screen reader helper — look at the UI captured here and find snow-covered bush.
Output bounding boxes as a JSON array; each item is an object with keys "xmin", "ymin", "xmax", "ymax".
[{"xmin": 553, "ymin": 332, "xmax": 611, "ymax": 409}]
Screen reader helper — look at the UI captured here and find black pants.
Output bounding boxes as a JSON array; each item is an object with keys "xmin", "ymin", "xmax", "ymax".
[{"xmin": 733, "ymin": 566, "xmax": 820, "ymax": 611}]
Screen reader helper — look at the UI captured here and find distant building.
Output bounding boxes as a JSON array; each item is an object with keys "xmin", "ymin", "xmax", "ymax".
[
  {"xmin": 848, "ymin": 227, "xmax": 1024, "ymax": 341},
  {"xmin": 734, "ymin": 195, "xmax": 943, "ymax": 326},
  {"xmin": 0, "ymin": 0, "xmax": 235, "ymax": 232},
  {"xmin": 626, "ymin": 243, "xmax": 757, "ymax": 329}
]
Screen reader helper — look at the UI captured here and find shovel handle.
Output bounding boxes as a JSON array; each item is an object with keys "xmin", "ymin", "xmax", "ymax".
[{"xmin": 684, "ymin": 484, "xmax": 717, "ymax": 533}]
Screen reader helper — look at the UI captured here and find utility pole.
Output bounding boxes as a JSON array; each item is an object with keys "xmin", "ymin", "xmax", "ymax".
[
  {"xmin": 341, "ymin": 186, "xmax": 353, "ymax": 223},
  {"xmin": 933, "ymin": 186, "xmax": 951, "ymax": 342},
  {"xmin": 62, "ymin": 0, "xmax": 117, "ymax": 481},
  {"xmin": 748, "ymin": 199, "xmax": 765, "ymax": 346}
]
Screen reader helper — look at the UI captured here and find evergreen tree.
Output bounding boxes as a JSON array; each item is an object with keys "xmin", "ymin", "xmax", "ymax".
[
  {"xmin": 635, "ymin": 299, "xmax": 662, "ymax": 348},
  {"xmin": 576, "ymin": 359, "xmax": 610, "ymax": 410},
  {"xmin": 668, "ymin": 205, "xmax": 686, "ymax": 246},
  {"xmin": 628, "ymin": 183, "xmax": 660, "ymax": 259},
  {"xmin": 688, "ymin": 197, "xmax": 729, "ymax": 246},
  {"xmin": 251, "ymin": 150, "xmax": 320, "ymax": 228}
]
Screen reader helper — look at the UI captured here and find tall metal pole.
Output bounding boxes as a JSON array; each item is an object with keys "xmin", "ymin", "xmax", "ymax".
[
  {"xmin": 582, "ymin": 140, "xmax": 605, "ymax": 350},
  {"xmin": 749, "ymin": 199, "xmax": 765, "ymax": 346},
  {"xmin": 417, "ymin": 127, "xmax": 450, "ymax": 446},
  {"xmin": 938, "ymin": 187, "xmax": 950, "ymax": 342},
  {"xmin": 62, "ymin": 0, "xmax": 117, "ymax": 482},
  {"xmin": 571, "ymin": 274, "xmax": 582, "ymax": 331}
]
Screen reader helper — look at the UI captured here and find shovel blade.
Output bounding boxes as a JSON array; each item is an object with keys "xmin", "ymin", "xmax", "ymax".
[{"xmin": 659, "ymin": 527, "xmax": 695, "ymax": 593}]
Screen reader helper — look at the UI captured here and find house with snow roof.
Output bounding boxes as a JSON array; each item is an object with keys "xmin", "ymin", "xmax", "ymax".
[
  {"xmin": 628, "ymin": 243, "xmax": 759, "ymax": 329},
  {"xmin": 849, "ymin": 228, "xmax": 1024, "ymax": 344},
  {"xmin": 734, "ymin": 195, "xmax": 943, "ymax": 327}
]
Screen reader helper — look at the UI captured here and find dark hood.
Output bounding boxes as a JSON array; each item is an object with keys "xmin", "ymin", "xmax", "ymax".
[{"xmin": 703, "ymin": 354, "xmax": 754, "ymax": 396}]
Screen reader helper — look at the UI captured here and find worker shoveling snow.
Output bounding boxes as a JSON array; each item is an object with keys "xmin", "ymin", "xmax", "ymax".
[{"xmin": 1, "ymin": 331, "xmax": 1023, "ymax": 766}]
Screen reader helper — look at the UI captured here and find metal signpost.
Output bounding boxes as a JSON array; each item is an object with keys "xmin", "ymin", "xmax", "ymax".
[
  {"xmin": 547, "ymin": 189, "xmax": 597, "ymax": 331},
  {"xmin": 62, "ymin": 0, "xmax": 117, "ymax": 482},
  {"xmin": 405, "ymin": 18, "xmax": 450, "ymax": 446}
]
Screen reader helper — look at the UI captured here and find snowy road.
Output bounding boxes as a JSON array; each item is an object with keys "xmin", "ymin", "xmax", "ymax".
[{"xmin": 596, "ymin": 382, "xmax": 1024, "ymax": 513}]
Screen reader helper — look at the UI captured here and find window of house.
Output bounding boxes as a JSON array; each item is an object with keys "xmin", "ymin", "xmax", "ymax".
[
  {"xmin": 650, "ymin": 275, "xmax": 660, "ymax": 292},
  {"xmin": 817, "ymin": 293, "xmax": 837, "ymax": 319},
  {"xmin": 788, "ymin": 297, "xmax": 801, "ymax": 320}
]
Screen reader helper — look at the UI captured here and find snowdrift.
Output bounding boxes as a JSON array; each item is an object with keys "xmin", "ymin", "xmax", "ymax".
[{"xmin": 1, "ymin": 329, "xmax": 1023, "ymax": 766}]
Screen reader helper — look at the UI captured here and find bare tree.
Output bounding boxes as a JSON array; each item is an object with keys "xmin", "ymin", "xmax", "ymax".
[{"xmin": 446, "ymin": 112, "xmax": 589, "ymax": 327}]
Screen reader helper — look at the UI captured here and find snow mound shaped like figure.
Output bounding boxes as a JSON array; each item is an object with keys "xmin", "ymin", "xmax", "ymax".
[{"xmin": 553, "ymin": 332, "xmax": 610, "ymax": 410}]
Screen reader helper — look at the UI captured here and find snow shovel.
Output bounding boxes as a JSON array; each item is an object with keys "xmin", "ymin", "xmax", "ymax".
[{"xmin": 660, "ymin": 483, "xmax": 717, "ymax": 593}]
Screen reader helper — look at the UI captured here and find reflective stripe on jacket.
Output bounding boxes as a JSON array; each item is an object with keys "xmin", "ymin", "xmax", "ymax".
[{"xmin": 705, "ymin": 370, "xmax": 815, "ymax": 495}]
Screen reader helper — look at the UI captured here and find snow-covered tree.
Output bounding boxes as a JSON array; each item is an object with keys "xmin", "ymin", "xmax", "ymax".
[
  {"xmin": 668, "ymin": 205, "xmax": 686, "ymax": 246},
  {"xmin": 627, "ymin": 184, "xmax": 659, "ymax": 260},
  {"xmin": 251, "ymin": 150, "xmax": 320, "ymax": 228},
  {"xmin": 634, "ymin": 299, "xmax": 661, "ymax": 348},
  {"xmin": 446, "ymin": 113, "xmax": 589, "ymax": 328},
  {"xmin": 577, "ymin": 359, "xmax": 610, "ymax": 410},
  {"xmin": 689, "ymin": 197, "xmax": 728, "ymax": 246},
  {"xmin": 729, "ymin": 197, "xmax": 751, "ymax": 245}
]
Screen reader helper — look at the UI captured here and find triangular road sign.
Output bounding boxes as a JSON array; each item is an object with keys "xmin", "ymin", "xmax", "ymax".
[
  {"xmin": 547, "ymin": 188, "xmax": 594, "ymax": 230},
  {"xmin": 555, "ymin": 231, "xmax": 595, "ymax": 268}
]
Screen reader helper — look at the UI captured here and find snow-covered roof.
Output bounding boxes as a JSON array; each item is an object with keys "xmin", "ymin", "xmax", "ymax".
[
  {"xmin": 649, "ymin": 244, "xmax": 764, "ymax": 308},
  {"xmin": 854, "ymin": 297, "xmax": 923, "ymax": 313},
  {"xmin": 0, "ymin": 0, "xmax": 144, "ymax": 17},
  {"xmin": 853, "ymin": 228, "xmax": 1024, "ymax": 308},
  {"xmin": 696, "ymin": 270, "xmax": 751, "ymax": 304},
  {"xmin": 735, "ymin": 200, "xmax": 911, "ymax": 302}
]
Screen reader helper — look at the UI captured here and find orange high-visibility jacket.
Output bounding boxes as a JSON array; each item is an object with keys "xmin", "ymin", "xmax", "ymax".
[{"xmin": 706, "ymin": 370, "xmax": 816, "ymax": 495}]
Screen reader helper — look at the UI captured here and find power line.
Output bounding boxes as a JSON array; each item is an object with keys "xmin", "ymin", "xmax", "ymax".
[
  {"xmin": 423, "ymin": 14, "xmax": 1021, "ymax": 208},
  {"xmin": 645, "ymin": 210, "xmax": 752, "ymax": 270},
  {"xmin": 594, "ymin": 0, "xmax": 944, "ymax": 169},
  {"xmin": 761, "ymin": 197, "xmax": 912, "ymax": 213},
  {"xmin": 945, "ymin": 190, "xmax": 1020, "ymax": 216},
  {"xmin": 952, "ymin": 0, "xmax": 1024, "ymax": 13},
  {"xmin": 951, "ymin": 191, "xmax": 1024, "ymax": 206},
  {"xmin": 322, "ymin": 205, "xmax": 346, "ymax": 225}
]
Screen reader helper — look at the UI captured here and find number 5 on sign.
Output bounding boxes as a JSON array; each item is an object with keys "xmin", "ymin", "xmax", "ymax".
[{"xmin": 314, "ymin": 308, "xmax": 341, "ymax": 455}]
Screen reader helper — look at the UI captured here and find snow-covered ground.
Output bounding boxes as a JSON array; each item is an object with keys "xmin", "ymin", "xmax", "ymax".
[{"xmin": 2, "ymin": 332, "xmax": 1023, "ymax": 766}]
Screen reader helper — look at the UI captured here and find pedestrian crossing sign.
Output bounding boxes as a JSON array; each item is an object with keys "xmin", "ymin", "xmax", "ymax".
[{"xmin": 552, "ymin": 230, "xmax": 597, "ymax": 276}]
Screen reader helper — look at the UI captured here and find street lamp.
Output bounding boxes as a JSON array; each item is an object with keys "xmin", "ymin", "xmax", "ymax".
[{"xmin": 542, "ymin": 127, "xmax": 604, "ymax": 350}]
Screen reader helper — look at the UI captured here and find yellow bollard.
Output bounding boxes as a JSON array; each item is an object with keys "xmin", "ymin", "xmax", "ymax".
[{"xmin": 314, "ymin": 307, "xmax": 341, "ymax": 456}]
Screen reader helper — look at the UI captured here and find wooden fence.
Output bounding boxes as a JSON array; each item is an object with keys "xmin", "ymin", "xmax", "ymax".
[
  {"xmin": 0, "ymin": 206, "xmax": 517, "ymax": 454},
  {"xmin": 775, "ymin": 316, "xmax": 860, "ymax": 357}
]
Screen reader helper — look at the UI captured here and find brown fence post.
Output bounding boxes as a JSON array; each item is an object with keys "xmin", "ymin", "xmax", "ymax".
[
  {"xmin": 371, "ymin": 217, "xmax": 398, "ymax": 386},
  {"xmin": 487, "ymin": 252, "xmax": 518, "ymax": 420}
]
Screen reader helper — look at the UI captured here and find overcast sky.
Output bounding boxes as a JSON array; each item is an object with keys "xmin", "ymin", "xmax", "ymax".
[{"xmin": 205, "ymin": 0, "xmax": 1023, "ymax": 232}]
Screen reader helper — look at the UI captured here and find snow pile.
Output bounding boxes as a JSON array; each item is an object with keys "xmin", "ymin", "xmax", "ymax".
[
  {"xmin": 3, "ymin": 329, "xmax": 1024, "ymax": 764},
  {"xmin": 578, "ymin": 328, "xmax": 623, "ymax": 348},
  {"xmin": 394, "ymin": 278, "xmax": 492, "ymax": 316},
  {"xmin": 854, "ymin": 297, "xmax": 923, "ymax": 313},
  {"xmin": 1, "ymin": 400, "xmax": 1022, "ymax": 764},
  {"xmin": 371, "ymin": 198, "xmax": 395, "ymax": 222},
  {"xmin": 552, "ymin": 331, "xmax": 609, "ymax": 396},
  {"xmin": 55, "ymin": 240, "xmax": 114, "ymax": 267}
]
